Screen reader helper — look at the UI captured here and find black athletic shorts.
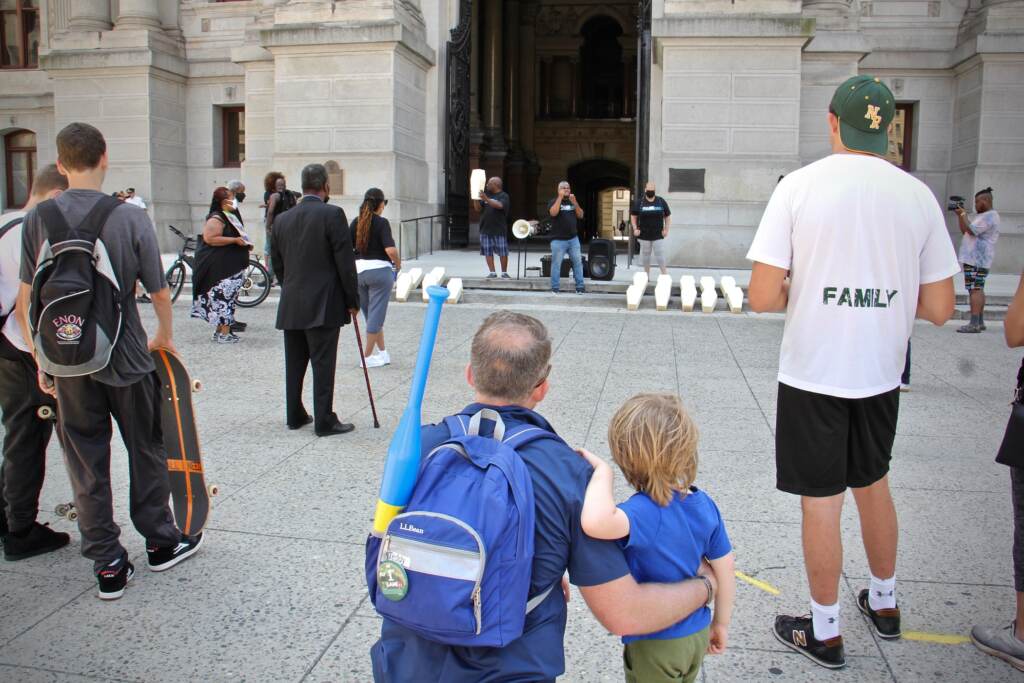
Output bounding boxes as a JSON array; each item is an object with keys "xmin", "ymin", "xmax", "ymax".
[{"xmin": 775, "ymin": 382, "xmax": 899, "ymax": 497}]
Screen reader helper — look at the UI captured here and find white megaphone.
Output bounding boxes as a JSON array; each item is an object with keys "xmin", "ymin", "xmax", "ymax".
[
  {"xmin": 512, "ymin": 219, "xmax": 535, "ymax": 239},
  {"xmin": 470, "ymin": 169, "xmax": 486, "ymax": 198}
]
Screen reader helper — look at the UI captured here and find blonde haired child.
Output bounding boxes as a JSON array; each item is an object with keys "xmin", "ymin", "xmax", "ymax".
[{"xmin": 580, "ymin": 393, "xmax": 735, "ymax": 683}]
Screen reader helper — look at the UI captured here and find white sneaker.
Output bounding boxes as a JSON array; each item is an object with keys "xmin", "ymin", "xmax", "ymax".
[
  {"xmin": 364, "ymin": 353, "xmax": 387, "ymax": 368},
  {"xmin": 375, "ymin": 350, "xmax": 391, "ymax": 366},
  {"xmin": 899, "ymin": 384, "xmax": 910, "ymax": 392}
]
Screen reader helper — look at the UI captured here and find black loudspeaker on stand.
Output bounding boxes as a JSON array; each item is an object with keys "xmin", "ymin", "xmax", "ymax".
[{"xmin": 588, "ymin": 239, "xmax": 616, "ymax": 281}]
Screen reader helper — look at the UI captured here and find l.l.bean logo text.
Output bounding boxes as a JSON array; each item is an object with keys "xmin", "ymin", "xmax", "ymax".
[{"xmin": 823, "ymin": 287, "xmax": 898, "ymax": 308}]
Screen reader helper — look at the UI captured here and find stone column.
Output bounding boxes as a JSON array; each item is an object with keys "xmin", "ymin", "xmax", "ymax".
[
  {"xmin": 470, "ymin": 0, "xmax": 482, "ymax": 129},
  {"xmin": 503, "ymin": 0, "xmax": 520, "ymax": 151},
  {"xmin": 519, "ymin": 2, "xmax": 540, "ymax": 217},
  {"xmin": 115, "ymin": 0, "xmax": 161, "ymax": 30},
  {"xmin": 68, "ymin": 0, "xmax": 111, "ymax": 32},
  {"xmin": 481, "ymin": 0, "xmax": 506, "ymax": 158}
]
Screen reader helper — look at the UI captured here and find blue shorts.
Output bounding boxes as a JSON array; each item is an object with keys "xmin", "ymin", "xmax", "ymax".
[{"xmin": 480, "ymin": 233, "xmax": 509, "ymax": 257}]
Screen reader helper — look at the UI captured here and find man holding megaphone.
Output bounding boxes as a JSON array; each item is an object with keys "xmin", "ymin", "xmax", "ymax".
[{"xmin": 475, "ymin": 177, "xmax": 511, "ymax": 279}]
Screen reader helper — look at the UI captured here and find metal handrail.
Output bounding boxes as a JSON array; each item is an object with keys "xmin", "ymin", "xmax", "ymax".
[{"xmin": 398, "ymin": 214, "xmax": 446, "ymax": 260}]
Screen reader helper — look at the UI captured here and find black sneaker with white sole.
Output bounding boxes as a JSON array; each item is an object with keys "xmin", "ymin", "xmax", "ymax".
[
  {"xmin": 3, "ymin": 522, "xmax": 70, "ymax": 561},
  {"xmin": 857, "ymin": 589, "xmax": 902, "ymax": 639},
  {"xmin": 147, "ymin": 533, "xmax": 204, "ymax": 572},
  {"xmin": 772, "ymin": 614, "xmax": 846, "ymax": 669},
  {"xmin": 97, "ymin": 556, "xmax": 135, "ymax": 600}
]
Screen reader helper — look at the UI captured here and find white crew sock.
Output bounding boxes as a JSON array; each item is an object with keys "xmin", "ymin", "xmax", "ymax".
[
  {"xmin": 869, "ymin": 573, "xmax": 896, "ymax": 610},
  {"xmin": 811, "ymin": 599, "xmax": 840, "ymax": 641}
]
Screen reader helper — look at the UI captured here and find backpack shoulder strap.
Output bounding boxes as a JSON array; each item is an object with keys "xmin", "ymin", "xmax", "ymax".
[
  {"xmin": 76, "ymin": 195, "xmax": 122, "ymax": 242},
  {"xmin": 503, "ymin": 423, "xmax": 563, "ymax": 451},
  {"xmin": 35, "ymin": 199, "xmax": 73, "ymax": 245},
  {"xmin": 0, "ymin": 215, "xmax": 24, "ymax": 242}
]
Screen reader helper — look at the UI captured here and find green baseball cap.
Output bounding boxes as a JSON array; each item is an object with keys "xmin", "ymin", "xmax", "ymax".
[{"xmin": 829, "ymin": 75, "xmax": 895, "ymax": 156}]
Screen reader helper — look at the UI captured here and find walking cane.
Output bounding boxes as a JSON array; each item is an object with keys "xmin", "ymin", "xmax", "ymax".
[{"xmin": 352, "ymin": 315, "xmax": 380, "ymax": 428}]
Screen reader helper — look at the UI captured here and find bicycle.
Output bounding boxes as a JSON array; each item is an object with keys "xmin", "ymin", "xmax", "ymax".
[{"xmin": 165, "ymin": 225, "xmax": 272, "ymax": 308}]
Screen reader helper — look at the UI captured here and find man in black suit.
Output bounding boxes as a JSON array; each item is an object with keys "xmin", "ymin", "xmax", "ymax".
[{"xmin": 271, "ymin": 163, "xmax": 359, "ymax": 437}]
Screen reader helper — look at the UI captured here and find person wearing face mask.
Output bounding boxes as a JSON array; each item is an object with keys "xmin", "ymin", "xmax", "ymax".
[
  {"xmin": 227, "ymin": 180, "xmax": 246, "ymax": 216},
  {"xmin": 631, "ymin": 182, "xmax": 672, "ymax": 277},
  {"xmin": 265, "ymin": 175, "xmax": 297, "ymax": 283},
  {"xmin": 191, "ymin": 187, "xmax": 252, "ymax": 343}
]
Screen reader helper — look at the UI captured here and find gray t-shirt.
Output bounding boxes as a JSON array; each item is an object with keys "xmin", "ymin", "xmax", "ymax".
[{"xmin": 20, "ymin": 189, "xmax": 166, "ymax": 386}]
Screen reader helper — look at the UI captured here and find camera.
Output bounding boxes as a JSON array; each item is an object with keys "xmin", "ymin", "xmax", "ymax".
[{"xmin": 947, "ymin": 196, "xmax": 965, "ymax": 212}]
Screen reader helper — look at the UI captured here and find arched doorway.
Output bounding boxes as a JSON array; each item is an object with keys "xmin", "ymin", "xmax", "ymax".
[
  {"xmin": 3, "ymin": 129, "xmax": 36, "ymax": 210},
  {"xmin": 567, "ymin": 158, "xmax": 630, "ymax": 242}
]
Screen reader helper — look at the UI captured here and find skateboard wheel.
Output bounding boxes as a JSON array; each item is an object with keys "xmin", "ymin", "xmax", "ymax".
[
  {"xmin": 66, "ymin": 510, "xmax": 78, "ymax": 522},
  {"xmin": 54, "ymin": 503, "xmax": 69, "ymax": 516},
  {"xmin": 37, "ymin": 406, "xmax": 54, "ymax": 420},
  {"xmin": 192, "ymin": 380, "xmax": 202, "ymax": 392},
  {"xmin": 208, "ymin": 484, "xmax": 220, "ymax": 496}
]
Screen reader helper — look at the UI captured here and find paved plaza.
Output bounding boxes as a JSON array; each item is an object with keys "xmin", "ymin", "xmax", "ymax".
[{"xmin": 0, "ymin": 293, "xmax": 1020, "ymax": 682}]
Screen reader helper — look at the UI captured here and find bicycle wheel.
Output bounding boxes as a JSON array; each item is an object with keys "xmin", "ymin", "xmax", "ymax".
[
  {"xmin": 236, "ymin": 259, "xmax": 271, "ymax": 308},
  {"xmin": 165, "ymin": 262, "xmax": 186, "ymax": 303}
]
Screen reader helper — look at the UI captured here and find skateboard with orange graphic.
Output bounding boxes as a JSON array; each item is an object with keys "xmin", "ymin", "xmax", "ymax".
[{"xmin": 151, "ymin": 349, "xmax": 219, "ymax": 537}]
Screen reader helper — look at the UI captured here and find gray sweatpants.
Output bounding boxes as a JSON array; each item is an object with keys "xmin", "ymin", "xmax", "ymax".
[
  {"xmin": 639, "ymin": 239, "xmax": 667, "ymax": 270},
  {"xmin": 54, "ymin": 372, "xmax": 179, "ymax": 570}
]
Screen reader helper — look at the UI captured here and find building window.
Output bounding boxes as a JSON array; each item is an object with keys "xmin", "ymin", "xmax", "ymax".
[
  {"xmin": 886, "ymin": 103, "xmax": 914, "ymax": 171},
  {"xmin": 1, "ymin": 0, "xmax": 39, "ymax": 69},
  {"xmin": 4, "ymin": 129, "xmax": 36, "ymax": 210},
  {"xmin": 221, "ymin": 106, "xmax": 245, "ymax": 168}
]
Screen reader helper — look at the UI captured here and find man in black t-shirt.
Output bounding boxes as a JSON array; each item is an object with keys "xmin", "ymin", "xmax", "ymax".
[
  {"xmin": 630, "ymin": 181, "xmax": 672, "ymax": 277},
  {"xmin": 547, "ymin": 181, "xmax": 585, "ymax": 294},
  {"xmin": 475, "ymin": 177, "xmax": 511, "ymax": 278}
]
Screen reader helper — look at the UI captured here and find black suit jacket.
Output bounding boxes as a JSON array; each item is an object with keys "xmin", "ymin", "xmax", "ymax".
[{"xmin": 271, "ymin": 195, "xmax": 359, "ymax": 330}]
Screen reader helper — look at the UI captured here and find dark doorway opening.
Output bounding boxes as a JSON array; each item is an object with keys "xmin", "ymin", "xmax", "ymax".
[{"xmin": 567, "ymin": 158, "xmax": 630, "ymax": 242}]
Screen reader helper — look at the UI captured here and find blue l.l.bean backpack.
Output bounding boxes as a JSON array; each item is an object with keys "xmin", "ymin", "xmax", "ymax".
[{"xmin": 367, "ymin": 409, "xmax": 558, "ymax": 647}]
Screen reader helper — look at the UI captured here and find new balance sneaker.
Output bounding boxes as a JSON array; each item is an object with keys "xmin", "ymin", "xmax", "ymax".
[
  {"xmin": 957, "ymin": 323, "xmax": 982, "ymax": 334},
  {"xmin": 772, "ymin": 614, "xmax": 846, "ymax": 669},
  {"xmin": 857, "ymin": 589, "xmax": 901, "ymax": 639},
  {"xmin": 486, "ymin": 272, "xmax": 497, "ymax": 279},
  {"xmin": 147, "ymin": 533, "xmax": 204, "ymax": 572},
  {"xmin": 213, "ymin": 332, "xmax": 241, "ymax": 344},
  {"xmin": 97, "ymin": 556, "xmax": 134, "ymax": 600},
  {"xmin": 971, "ymin": 621, "xmax": 1024, "ymax": 672},
  {"xmin": 3, "ymin": 522, "xmax": 71, "ymax": 561},
  {"xmin": 500, "ymin": 272, "xmax": 511, "ymax": 279}
]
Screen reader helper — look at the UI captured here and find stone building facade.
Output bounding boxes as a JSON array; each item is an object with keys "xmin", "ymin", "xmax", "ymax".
[{"xmin": 0, "ymin": 0, "xmax": 1020, "ymax": 269}]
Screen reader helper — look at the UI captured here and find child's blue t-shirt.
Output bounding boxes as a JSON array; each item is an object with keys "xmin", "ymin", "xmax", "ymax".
[{"xmin": 617, "ymin": 486, "xmax": 732, "ymax": 643}]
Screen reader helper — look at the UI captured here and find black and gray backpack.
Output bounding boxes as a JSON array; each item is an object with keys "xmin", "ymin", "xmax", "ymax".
[{"xmin": 29, "ymin": 196, "xmax": 123, "ymax": 377}]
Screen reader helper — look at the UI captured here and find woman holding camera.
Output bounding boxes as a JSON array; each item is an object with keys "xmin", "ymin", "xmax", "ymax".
[{"xmin": 351, "ymin": 188, "xmax": 400, "ymax": 367}]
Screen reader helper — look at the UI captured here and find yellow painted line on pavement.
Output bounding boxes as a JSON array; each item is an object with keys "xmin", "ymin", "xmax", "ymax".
[
  {"xmin": 902, "ymin": 631, "xmax": 970, "ymax": 645},
  {"xmin": 735, "ymin": 570, "xmax": 780, "ymax": 595}
]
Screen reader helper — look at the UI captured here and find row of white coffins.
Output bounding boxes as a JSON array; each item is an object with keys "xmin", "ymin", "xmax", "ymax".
[
  {"xmin": 627, "ymin": 274, "xmax": 744, "ymax": 313},
  {"xmin": 394, "ymin": 267, "xmax": 463, "ymax": 304}
]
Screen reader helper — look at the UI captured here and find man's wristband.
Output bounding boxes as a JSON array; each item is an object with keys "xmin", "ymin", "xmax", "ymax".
[{"xmin": 697, "ymin": 575, "xmax": 714, "ymax": 606}]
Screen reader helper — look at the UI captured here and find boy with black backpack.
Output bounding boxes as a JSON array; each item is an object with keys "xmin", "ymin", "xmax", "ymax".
[
  {"xmin": 15, "ymin": 122, "xmax": 203, "ymax": 600},
  {"xmin": 0, "ymin": 164, "xmax": 70, "ymax": 559}
]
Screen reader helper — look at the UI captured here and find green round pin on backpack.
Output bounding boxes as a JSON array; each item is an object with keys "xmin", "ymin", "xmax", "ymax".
[{"xmin": 378, "ymin": 560, "xmax": 409, "ymax": 601}]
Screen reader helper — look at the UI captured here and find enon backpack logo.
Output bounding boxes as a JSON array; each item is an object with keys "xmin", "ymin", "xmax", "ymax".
[{"xmin": 53, "ymin": 314, "xmax": 85, "ymax": 344}]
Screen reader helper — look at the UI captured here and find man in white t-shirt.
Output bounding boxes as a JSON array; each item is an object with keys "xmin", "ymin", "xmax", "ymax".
[
  {"xmin": 746, "ymin": 75, "xmax": 959, "ymax": 670},
  {"xmin": 0, "ymin": 164, "xmax": 72, "ymax": 559},
  {"xmin": 123, "ymin": 187, "xmax": 146, "ymax": 210}
]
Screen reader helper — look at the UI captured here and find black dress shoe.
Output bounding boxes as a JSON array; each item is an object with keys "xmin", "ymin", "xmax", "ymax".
[
  {"xmin": 230, "ymin": 321, "xmax": 247, "ymax": 333},
  {"xmin": 287, "ymin": 415, "xmax": 314, "ymax": 430},
  {"xmin": 315, "ymin": 422, "xmax": 355, "ymax": 437}
]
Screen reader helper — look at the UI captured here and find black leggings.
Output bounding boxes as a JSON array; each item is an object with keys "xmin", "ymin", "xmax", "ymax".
[{"xmin": 1014, "ymin": 467, "xmax": 1024, "ymax": 592}]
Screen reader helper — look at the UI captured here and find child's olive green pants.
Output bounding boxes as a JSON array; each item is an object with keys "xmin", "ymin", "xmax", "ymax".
[{"xmin": 622, "ymin": 627, "xmax": 709, "ymax": 683}]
